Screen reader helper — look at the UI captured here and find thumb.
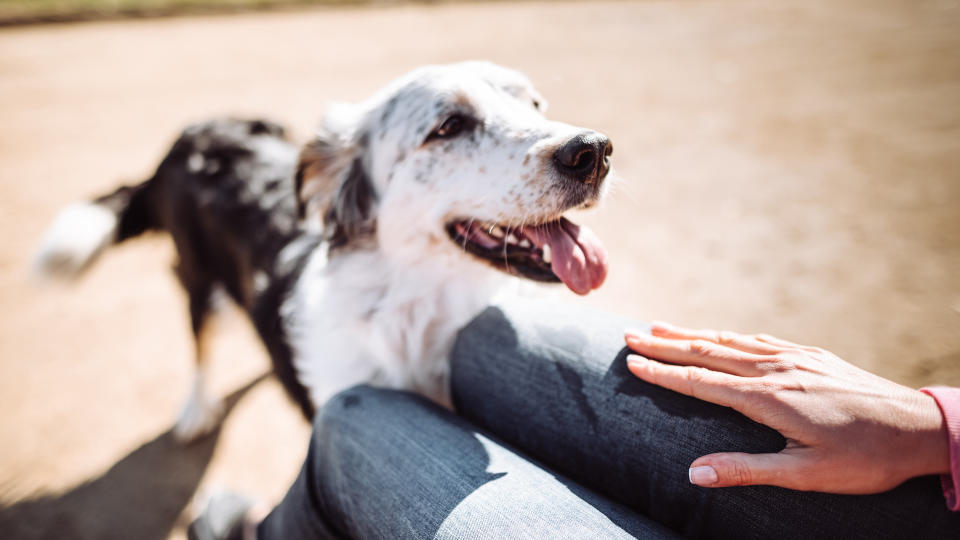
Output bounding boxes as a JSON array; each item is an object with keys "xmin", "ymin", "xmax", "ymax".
[{"xmin": 688, "ymin": 452, "xmax": 803, "ymax": 489}]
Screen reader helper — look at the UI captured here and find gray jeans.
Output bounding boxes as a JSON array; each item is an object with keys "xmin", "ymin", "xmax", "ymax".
[{"xmin": 258, "ymin": 301, "xmax": 960, "ymax": 539}]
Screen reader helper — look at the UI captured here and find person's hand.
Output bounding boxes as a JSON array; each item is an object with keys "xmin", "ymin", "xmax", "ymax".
[{"xmin": 624, "ymin": 322, "xmax": 950, "ymax": 494}]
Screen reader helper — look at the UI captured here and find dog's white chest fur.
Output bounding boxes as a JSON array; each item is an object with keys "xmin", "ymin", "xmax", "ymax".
[
  {"xmin": 32, "ymin": 62, "xmax": 613, "ymax": 443},
  {"xmin": 283, "ymin": 244, "xmax": 504, "ymax": 409}
]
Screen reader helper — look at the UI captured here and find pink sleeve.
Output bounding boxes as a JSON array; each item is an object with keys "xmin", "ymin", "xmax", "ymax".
[{"xmin": 920, "ymin": 386, "xmax": 960, "ymax": 511}]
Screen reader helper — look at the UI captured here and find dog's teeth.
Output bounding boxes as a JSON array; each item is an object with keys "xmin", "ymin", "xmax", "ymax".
[
  {"xmin": 505, "ymin": 234, "xmax": 519, "ymax": 245},
  {"xmin": 542, "ymin": 244, "xmax": 552, "ymax": 263},
  {"xmin": 489, "ymin": 226, "xmax": 504, "ymax": 238},
  {"xmin": 518, "ymin": 239, "xmax": 531, "ymax": 248}
]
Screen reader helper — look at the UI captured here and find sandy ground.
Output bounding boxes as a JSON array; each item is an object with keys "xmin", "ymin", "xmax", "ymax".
[{"xmin": 1, "ymin": 1, "xmax": 959, "ymax": 537}]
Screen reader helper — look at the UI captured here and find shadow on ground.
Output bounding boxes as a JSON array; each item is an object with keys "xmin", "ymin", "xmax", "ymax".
[{"xmin": 0, "ymin": 374, "xmax": 268, "ymax": 540}]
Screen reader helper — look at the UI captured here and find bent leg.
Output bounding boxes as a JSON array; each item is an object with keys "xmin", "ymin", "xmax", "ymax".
[
  {"xmin": 257, "ymin": 385, "xmax": 677, "ymax": 540},
  {"xmin": 173, "ymin": 277, "xmax": 224, "ymax": 442},
  {"xmin": 450, "ymin": 299, "xmax": 960, "ymax": 540}
]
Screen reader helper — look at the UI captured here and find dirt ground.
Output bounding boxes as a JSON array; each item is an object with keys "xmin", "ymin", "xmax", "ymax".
[{"xmin": 1, "ymin": 1, "xmax": 959, "ymax": 538}]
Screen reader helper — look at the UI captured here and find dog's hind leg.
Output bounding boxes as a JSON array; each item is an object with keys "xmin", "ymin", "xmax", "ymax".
[{"xmin": 173, "ymin": 278, "xmax": 226, "ymax": 443}]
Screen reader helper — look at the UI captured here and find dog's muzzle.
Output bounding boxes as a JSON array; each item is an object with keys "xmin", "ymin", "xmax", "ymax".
[{"xmin": 553, "ymin": 131, "xmax": 613, "ymax": 185}]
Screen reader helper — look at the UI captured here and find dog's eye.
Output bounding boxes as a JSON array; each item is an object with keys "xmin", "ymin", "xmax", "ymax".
[
  {"xmin": 427, "ymin": 114, "xmax": 471, "ymax": 142},
  {"xmin": 532, "ymin": 99, "xmax": 541, "ymax": 110}
]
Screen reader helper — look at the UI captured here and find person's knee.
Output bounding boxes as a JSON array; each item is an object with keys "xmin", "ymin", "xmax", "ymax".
[
  {"xmin": 313, "ymin": 385, "xmax": 384, "ymax": 441},
  {"xmin": 303, "ymin": 386, "xmax": 394, "ymax": 502},
  {"xmin": 310, "ymin": 385, "xmax": 429, "ymax": 459}
]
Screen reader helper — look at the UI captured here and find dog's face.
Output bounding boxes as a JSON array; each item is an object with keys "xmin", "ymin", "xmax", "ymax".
[{"xmin": 297, "ymin": 61, "xmax": 612, "ymax": 295}]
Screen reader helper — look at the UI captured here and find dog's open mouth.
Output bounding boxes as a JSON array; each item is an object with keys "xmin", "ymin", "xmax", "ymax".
[{"xmin": 445, "ymin": 216, "xmax": 608, "ymax": 295}]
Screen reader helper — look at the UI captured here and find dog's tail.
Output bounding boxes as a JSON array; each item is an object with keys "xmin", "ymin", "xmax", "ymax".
[{"xmin": 32, "ymin": 179, "xmax": 158, "ymax": 280}]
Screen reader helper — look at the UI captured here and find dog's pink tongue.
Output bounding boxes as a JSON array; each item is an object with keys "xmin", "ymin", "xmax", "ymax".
[{"xmin": 524, "ymin": 217, "xmax": 608, "ymax": 295}]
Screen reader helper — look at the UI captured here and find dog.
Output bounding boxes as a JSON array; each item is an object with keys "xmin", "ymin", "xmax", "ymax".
[{"xmin": 33, "ymin": 61, "xmax": 613, "ymax": 441}]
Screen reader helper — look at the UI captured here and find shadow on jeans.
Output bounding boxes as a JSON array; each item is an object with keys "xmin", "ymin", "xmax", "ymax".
[{"xmin": 454, "ymin": 304, "xmax": 960, "ymax": 539}]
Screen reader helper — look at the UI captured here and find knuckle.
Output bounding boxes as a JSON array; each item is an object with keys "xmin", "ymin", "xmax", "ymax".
[
  {"xmin": 751, "ymin": 379, "xmax": 805, "ymax": 407},
  {"xmin": 726, "ymin": 461, "xmax": 754, "ymax": 485},
  {"xmin": 683, "ymin": 367, "xmax": 710, "ymax": 395},
  {"xmin": 689, "ymin": 340, "xmax": 714, "ymax": 355},
  {"xmin": 743, "ymin": 379, "xmax": 780, "ymax": 398},
  {"xmin": 776, "ymin": 379, "xmax": 806, "ymax": 394},
  {"xmin": 739, "ymin": 379, "xmax": 762, "ymax": 393},
  {"xmin": 718, "ymin": 331, "xmax": 738, "ymax": 345},
  {"xmin": 689, "ymin": 365, "xmax": 711, "ymax": 382},
  {"xmin": 639, "ymin": 362, "xmax": 661, "ymax": 382},
  {"xmin": 772, "ymin": 352, "xmax": 801, "ymax": 370}
]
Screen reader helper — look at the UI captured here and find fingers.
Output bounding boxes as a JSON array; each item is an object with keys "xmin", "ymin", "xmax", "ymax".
[
  {"xmin": 625, "ymin": 331, "xmax": 768, "ymax": 376},
  {"xmin": 626, "ymin": 354, "xmax": 747, "ymax": 407},
  {"xmin": 650, "ymin": 321, "xmax": 783, "ymax": 355},
  {"xmin": 688, "ymin": 452, "xmax": 804, "ymax": 489}
]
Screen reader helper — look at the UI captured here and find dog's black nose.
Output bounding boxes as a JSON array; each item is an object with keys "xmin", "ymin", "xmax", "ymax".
[{"xmin": 553, "ymin": 132, "xmax": 612, "ymax": 184}]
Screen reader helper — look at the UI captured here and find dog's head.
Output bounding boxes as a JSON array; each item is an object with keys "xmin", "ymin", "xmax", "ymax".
[{"xmin": 296, "ymin": 61, "xmax": 612, "ymax": 295}]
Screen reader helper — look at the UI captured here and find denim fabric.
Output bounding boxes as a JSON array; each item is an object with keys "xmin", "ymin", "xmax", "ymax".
[
  {"xmin": 259, "ymin": 299, "xmax": 960, "ymax": 539},
  {"xmin": 258, "ymin": 386, "xmax": 677, "ymax": 539},
  {"xmin": 450, "ymin": 299, "xmax": 960, "ymax": 539}
]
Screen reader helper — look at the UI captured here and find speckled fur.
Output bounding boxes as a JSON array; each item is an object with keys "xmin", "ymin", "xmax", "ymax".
[
  {"xmin": 288, "ymin": 61, "xmax": 610, "ymax": 407},
  {"xmin": 36, "ymin": 62, "xmax": 611, "ymax": 429}
]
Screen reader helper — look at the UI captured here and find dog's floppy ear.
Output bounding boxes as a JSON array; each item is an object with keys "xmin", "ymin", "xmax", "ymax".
[
  {"xmin": 295, "ymin": 136, "xmax": 348, "ymax": 223},
  {"xmin": 323, "ymin": 154, "xmax": 376, "ymax": 247},
  {"xmin": 296, "ymin": 108, "xmax": 377, "ymax": 247}
]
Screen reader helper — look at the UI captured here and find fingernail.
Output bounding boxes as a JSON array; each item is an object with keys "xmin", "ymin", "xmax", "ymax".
[
  {"xmin": 651, "ymin": 320, "xmax": 673, "ymax": 330},
  {"xmin": 688, "ymin": 466, "xmax": 718, "ymax": 486},
  {"xmin": 626, "ymin": 354, "xmax": 647, "ymax": 365},
  {"xmin": 625, "ymin": 328, "xmax": 645, "ymax": 338}
]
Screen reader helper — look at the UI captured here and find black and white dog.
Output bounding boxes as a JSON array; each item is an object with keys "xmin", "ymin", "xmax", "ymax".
[{"xmin": 33, "ymin": 62, "xmax": 613, "ymax": 441}]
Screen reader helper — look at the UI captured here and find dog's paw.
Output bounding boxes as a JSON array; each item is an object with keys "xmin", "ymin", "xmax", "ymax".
[{"xmin": 173, "ymin": 392, "xmax": 224, "ymax": 443}]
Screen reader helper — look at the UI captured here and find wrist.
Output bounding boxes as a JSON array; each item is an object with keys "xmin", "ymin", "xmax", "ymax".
[
  {"xmin": 920, "ymin": 386, "xmax": 960, "ymax": 510},
  {"xmin": 910, "ymin": 390, "xmax": 951, "ymax": 477}
]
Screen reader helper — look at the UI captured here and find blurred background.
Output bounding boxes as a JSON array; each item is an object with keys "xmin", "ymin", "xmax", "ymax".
[{"xmin": 1, "ymin": 0, "xmax": 959, "ymax": 538}]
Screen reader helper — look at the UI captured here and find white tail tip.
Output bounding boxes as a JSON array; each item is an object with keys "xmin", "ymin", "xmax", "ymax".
[{"xmin": 32, "ymin": 202, "xmax": 118, "ymax": 280}]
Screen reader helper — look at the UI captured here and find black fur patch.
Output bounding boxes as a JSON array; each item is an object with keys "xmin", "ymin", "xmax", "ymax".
[
  {"xmin": 324, "ymin": 156, "xmax": 377, "ymax": 248},
  {"xmin": 102, "ymin": 118, "xmax": 317, "ymax": 419}
]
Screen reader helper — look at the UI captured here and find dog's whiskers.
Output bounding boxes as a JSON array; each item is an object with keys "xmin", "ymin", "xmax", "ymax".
[
  {"xmin": 461, "ymin": 217, "xmax": 476, "ymax": 252},
  {"xmin": 502, "ymin": 217, "xmax": 518, "ymax": 269}
]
